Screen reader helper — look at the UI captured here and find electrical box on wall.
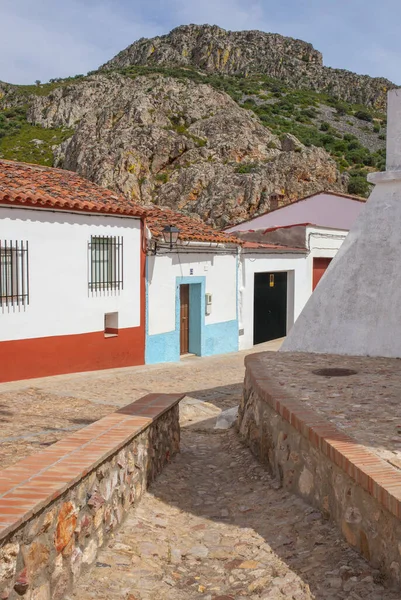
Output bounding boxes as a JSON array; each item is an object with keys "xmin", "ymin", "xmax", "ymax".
[{"xmin": 205, "ymin": 293, "xmax": 212, "ymax": 315}]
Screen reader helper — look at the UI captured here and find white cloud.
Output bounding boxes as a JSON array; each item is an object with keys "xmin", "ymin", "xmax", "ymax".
[
  {"xmin": 1, "ymin": 0, "xmax": 401, "ymax": 85},
  {"xmin": 0, "ymin": 0, "xmax": 162, "ymax": 84},
  {"xmin": 169, "ymin": 0, "xmax": 266, "ymax": 32}
]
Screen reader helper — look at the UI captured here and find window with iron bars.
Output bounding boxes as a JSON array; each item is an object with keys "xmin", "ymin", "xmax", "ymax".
[
  {"xmin": 0, "ymin": 240, "xmax": 29, "ymax": 307},
  {"xmin": 88, "ymin": 235, "xmax": 123, "ymax": 292}
]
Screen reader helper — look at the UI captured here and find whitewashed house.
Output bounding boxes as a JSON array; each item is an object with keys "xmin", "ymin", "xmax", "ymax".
[
  {"xmin": 0, "ymin": 159, "xmax": 368, "ymax": 380},
  {"xmin": 0, "ymin": 160, "xmax": 145, "ymax": 383},
  {"xmin": 144, "ymin": 208, "xmax": 240, "ymax": 363},
  {"xmin": 0, "ymin": 159, "xmax": 241, "ymax": 380},
  {"xmin": 226, "ymin": 192, "xmax": 366, "ymax": 349}
]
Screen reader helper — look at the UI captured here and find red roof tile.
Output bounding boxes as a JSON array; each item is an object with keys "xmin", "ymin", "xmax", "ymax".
[
  {"xmin": 0, "ymin": 160, "xmax": 240, "ymax": 245},
  {"xmin": 0, "ymin": 159, "xmax": 144, "ymax": 218},
  {"xmin": 143, "ymin": 206, "xmax": 240, "ymax": 245}
]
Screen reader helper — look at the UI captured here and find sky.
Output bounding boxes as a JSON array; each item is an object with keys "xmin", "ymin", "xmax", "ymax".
[{"xmin": 1, "ymin": 0, "xmax": 400, "ymax": 85}]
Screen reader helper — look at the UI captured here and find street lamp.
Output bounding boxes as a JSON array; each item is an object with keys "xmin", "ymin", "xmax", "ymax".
[{"xmin": 162, "ymin": 225, "xmax": 180, "ymax": 249}]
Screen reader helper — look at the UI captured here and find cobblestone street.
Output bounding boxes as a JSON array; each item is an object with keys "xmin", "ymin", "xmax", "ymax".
[
  {"xmin": 2, "ymin": 341, "xmax": 400, "ymax": 599},
  {"xmin": 0, "ymin": 341, "xmax": 280, "ymax": 468},
  {"xmin": 72, "ymin": 428, "xmax": 398, "ymax": 600}
]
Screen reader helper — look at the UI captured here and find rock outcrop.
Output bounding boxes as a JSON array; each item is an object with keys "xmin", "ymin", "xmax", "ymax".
[
  {"xmin": 28, "ymin": 73, "xmax": 346, "ymax": 227},
  {"xmin": 101, "ymin": 24, "xmax": 395, "ymax": 109}
]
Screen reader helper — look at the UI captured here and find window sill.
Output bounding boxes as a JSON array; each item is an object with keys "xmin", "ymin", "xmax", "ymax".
[{"xmin": 104, "ymin": 333, "xmax": 118, "ymax": 339}]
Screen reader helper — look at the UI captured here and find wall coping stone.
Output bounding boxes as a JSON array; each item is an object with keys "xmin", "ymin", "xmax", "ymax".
[
  {"xmin": 245, "ymin": 353, "xmax": 401, "ymax": 519},
  {"xmin": 0, "ymin": 393, "xmax": 183, "ymax": 541}
]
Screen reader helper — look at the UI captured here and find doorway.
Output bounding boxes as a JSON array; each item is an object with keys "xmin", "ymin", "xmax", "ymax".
[
  {"xmin": 253, "ymin": 272, "xmax": 287, "ymax": 344},
  {"xmin": 313, "ymin": 257, "xmax": 332, "ymax": 290},
  {"xmin": 180, "ymin": 284, "xmax": 190, "ymax": 355}
]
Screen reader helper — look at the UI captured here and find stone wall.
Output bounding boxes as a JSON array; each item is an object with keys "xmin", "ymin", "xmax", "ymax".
[
  {"xmin": 0, "ymin": 393, "xmax": 181, "ymax": 600},
  {"xmin": 238, "ymin": 355, "xmax": 401, "ymax": 588}
]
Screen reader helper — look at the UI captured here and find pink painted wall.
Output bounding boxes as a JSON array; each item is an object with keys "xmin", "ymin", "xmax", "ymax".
[{"xmin": 226, "ymin": 193, "xmax": 365, "ymax": 232}]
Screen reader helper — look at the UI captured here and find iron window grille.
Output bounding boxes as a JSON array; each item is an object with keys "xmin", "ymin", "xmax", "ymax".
[
  {"xmin": 0, "ymin": 240, "xmax": 29, "ymax": 307},
  {"xmin": 89, "ymin": 235, "xmax": 123, "ymax": 292}
]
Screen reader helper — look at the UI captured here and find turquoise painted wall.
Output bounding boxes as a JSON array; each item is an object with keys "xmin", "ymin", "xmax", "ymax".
[
  {"xmin": 145, "ymin": 271, "xmax": 238, "ymax": 364},
  {"xmin": 188, "ymin": 282, "xmax": 202, "ymax": 355}
]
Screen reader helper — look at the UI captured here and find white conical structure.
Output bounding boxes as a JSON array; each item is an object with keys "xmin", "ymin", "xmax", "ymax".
[{"xmin": 281, "ymin": 88, "xmax": 401, "ymax": 358}]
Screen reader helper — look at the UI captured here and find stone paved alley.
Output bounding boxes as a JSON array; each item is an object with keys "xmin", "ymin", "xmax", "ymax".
[
  {"xmin": 2, "ymin": 341, "xmax": 400, "ymax": 599},
  {"xmin": 72, "ymin": 430, "xmax": 399, "ymax": 600},
  {"xmin": 0, "ymin": 341, "xmax": 281, "ymax": 468}
]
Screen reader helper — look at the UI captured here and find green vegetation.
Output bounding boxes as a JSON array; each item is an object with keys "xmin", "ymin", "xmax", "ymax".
[
  {"xmin": 155, "ymin": 172, "xmax": 169, "ymax": 184},
  {"xmin": 0, "ymin": 106, "xmax": 27, "ymax": 137},
  {"xmin": 166, "ymin": 117, "xmax": 207, "ymax": 147},
  {"xmin": 0, "ymin": 123, "xmax": 73, "ymax": 164},
  {"xmin": 10, "ymin": 74, "xmax": 87, "ymax": 98},
  {"xmin": 169, "ymin": 122, "xmax": 187, "ymax": 135},
  {"xmin": 0, "ymin": 65, "xmax": 386, "ymax": 196},
  {"xmin": 234, "ymin": 162, "xmax": 259, "ymax": 173},
  {"xmin": 347, "ymin": 174, "xmax": 370, "ymax": 196},
  {"xmin": 113, "ymin": 65, "xmax": 385, "ymax": 196},
  {"xmin": 0, "ymin": 105, "xmax": 72, "ymax": 164},
  {"xmin": 355, "ymin": 110, "xmax": 373, "ymax": 122}
]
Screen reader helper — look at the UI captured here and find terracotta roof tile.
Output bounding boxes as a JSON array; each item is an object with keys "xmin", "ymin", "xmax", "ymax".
[
  {"xmin": 143, "ymin": 206, "xmax": 240, "ymax": 245},
  {"xmin": 0, "ymin": 160, "xmax": 240, "ymax": 245},
  {"xmin": 0, "ymin": 159, "xmax": 144, "ymax": 218}
]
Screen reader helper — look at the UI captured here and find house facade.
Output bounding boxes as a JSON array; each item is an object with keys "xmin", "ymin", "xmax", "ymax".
[
  {"xmin": 0, "ymin": 160, "xmax": 145, "ymax": 383},
  {"xmin": 228, "ymin": 192, "xmax": 366, "ymax": 350},
  {"xmin": 144, "ymin": 208, "xmax": 240, "ymax": 364},
  {"xmin": 0, "ymin": 160, "xmax": 369, "ymax": 382}
]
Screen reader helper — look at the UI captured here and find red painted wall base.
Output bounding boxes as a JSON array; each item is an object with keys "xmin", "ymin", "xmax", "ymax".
[{"xmin": 0, "ymin": 327, "xmax": 145, "ymax": 384}]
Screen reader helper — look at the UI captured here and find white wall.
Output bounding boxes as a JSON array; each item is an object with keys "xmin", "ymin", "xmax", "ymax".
[
  {"xmin": 0, "ymin": 206, "xmax": 141, "ymax": 341},
  {"xmin": 240, "ymin": 252, "xmax": 307, "ymax": 350},
  {"xmin": 147, "ymin": 250, "xmax": 237, "ymax": 336},
  {"xmin": 307, "ymin": 226, "xmax": 347, "ymax": 257},
  {"xmin": 226, "ymin": 193, "xmax": 364, "ymax": 232},
  {"xmin": 306, "ymin": 226, "xmax": 347, "ymax": 288},
  {"xmin": 240, "ymin": 226, "xmax": 348, "ymax": 350}
]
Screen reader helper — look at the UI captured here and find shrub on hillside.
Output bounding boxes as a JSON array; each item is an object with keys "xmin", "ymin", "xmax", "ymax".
[
  {"xmin": 335, "ymin": 105, "xmax": 347, "ymax": 116},
  {"xmin": 348, "ymin": 175, "xmax": 370, "ymax": 196},
  {"xmin": 355, "ymin": 110, "xmax": 373, "ymax": 122},
  {"xmin": 300, "ymin": 107, "xmax": 317, "ymax": 119},
  {"xmin": 235, "ymin": 162, "xmax": 258, "ymax": 174}
]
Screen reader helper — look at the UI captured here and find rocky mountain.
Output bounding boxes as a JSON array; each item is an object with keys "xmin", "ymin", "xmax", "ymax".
[
  {"xmin": 102, "ymin": 24, "xmax": 394, "ymax": 109},
  {"xmin": 28, "ymin": 73, "xmax": 345, "ymax": 227},
  {"xmin": 0, "ymin": 24, "xmax": 392, "ymax": 226}
]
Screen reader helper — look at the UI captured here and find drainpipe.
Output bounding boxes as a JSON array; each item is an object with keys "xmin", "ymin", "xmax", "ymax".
[{"xmin": 237, "ymin": 244, "xmax": 244, "ymax": 339}]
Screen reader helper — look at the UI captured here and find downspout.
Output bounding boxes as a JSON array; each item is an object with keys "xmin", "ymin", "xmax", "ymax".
[
  {"xmin": 237, "ymin": 243, "xmax": 244, "ymax": 340},
  {"xmin": 140, "ymin": 217, "xmax": 148, "ymax": 364}
]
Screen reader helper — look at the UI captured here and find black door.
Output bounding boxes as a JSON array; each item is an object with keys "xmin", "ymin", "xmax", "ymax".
[{"xmin": 253, "ymin": 272, "xmax": 287, "ymax": 344}]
